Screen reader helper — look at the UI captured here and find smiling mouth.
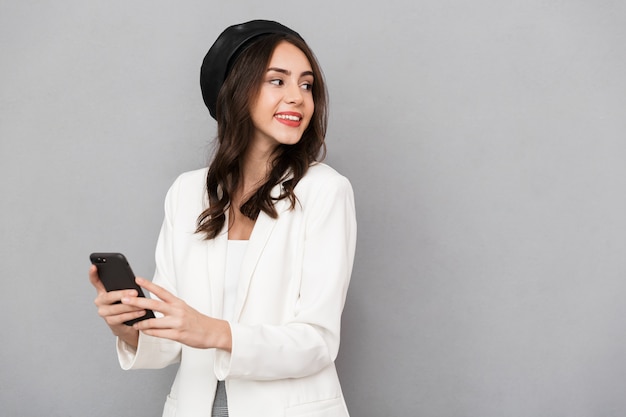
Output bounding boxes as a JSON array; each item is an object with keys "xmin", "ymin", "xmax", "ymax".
[{"xmin": 275, "ymin": 114, "xmax": 302, "ymax": 122}]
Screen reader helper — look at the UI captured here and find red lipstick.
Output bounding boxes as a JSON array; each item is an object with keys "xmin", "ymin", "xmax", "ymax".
[{"xmin": 274, "ymin": 112, "xmax": 302, "ymax": 127}]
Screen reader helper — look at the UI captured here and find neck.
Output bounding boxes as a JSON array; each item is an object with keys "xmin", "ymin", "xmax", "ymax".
[{"xmin": 240, "ymin": 144, "xmax": 276, "ymax": 193}]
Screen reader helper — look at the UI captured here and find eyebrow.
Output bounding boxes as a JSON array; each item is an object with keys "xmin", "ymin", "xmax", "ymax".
[{"xmin": 267, "ymin": 67, "xmax": 314, "ymax": 78}]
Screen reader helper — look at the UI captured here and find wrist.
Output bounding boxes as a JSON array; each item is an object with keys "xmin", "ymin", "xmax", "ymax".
[
  {"xmin": 211, "ymin": 319, "xmax": 232, "ymax": 352},
  {"xmin": 114, "ymin": 326, "xmax": 139, "ymax": 349}
]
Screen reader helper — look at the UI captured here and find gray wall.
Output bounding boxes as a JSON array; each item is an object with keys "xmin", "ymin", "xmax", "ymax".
[{"xmin": 2, "ymin": 1, "xmax": 625, "ymax": 416}]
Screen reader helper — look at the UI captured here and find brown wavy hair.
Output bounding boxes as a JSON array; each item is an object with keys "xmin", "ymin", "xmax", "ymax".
[{"xmin": 196, "ymin": 33, "xmax": 328, "ymax": 240}]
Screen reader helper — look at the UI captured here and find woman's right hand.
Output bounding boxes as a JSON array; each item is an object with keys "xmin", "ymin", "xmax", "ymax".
[{"xmin": 89, "ymin": 265, "xmax": 141, "ymax": 348}]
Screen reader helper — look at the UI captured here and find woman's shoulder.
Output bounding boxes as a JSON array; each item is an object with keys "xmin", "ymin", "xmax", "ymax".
[
  {"xmin": 173, "ymin": 167, "xmax": 209, "ymax": 185},
  {"xmin": 168, "ymin": 167, "xmax": 208, "ymax": 192},
  {"xmin": 163, "ymin": 167, "xmax": 208, "ymax": 205},
  {"xmin": 302, "ymin": 162, "xmax": 349, "ymax": 182},
  {"xmin": 295, "ymin": 162, "xmax": 353, "ymax": 195}
]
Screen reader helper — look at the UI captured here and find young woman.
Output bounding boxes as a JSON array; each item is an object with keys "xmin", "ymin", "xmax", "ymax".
[{"xmin": 90, "ymin": 20, "xmax": 356, "ymax": 417}]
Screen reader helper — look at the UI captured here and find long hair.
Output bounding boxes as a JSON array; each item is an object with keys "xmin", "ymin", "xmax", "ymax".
[{"xmin": 196, "ymin": 33, "xmax": 328, "ymax": 240}]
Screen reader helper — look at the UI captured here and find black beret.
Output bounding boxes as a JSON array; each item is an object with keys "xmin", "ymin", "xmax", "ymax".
[{"xmin": 200, "ymin": 20, "xmax": 303, "ymax": 120}]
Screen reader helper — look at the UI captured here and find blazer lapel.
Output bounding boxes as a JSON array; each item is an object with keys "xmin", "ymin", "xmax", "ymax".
[
  {"xmin": 206, "ymin": 223, "xmax": 228, "ymax": 318},
  {"xmin": 233, "ymin": 184, "xmax": 290, "ymax": 321}
]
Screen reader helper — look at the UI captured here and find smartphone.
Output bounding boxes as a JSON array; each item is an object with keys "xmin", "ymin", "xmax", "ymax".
[{"xmin": 89, "ymin": 252, "xmax": 155, "ymax": 326}]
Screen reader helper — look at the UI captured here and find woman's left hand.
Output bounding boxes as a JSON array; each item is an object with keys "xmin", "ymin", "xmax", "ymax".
[{"xmin": 122, "ymin": 277, "xmax": 232, "ymax": 352}]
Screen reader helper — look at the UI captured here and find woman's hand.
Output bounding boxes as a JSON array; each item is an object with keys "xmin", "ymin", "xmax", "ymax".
[
  {"xmin": 121, "ymin": 277, "xmax": 232, "ymax": 352},
  {"xmin": 89, "ymin": 265, "xmax": 141, "ymax": 348}
]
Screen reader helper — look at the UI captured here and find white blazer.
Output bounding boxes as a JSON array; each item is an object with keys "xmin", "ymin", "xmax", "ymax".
[{"xmin": 117, "ymin": 163, "xmax": 357, "ymax": 417}]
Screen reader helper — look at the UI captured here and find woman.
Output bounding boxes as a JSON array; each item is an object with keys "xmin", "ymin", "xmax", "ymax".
[{"xmin": 90, "ymin": 20, "xmax": 356, "ymax": 417}]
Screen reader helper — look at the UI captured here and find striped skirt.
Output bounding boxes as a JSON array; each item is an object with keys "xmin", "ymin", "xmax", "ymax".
[{"xmin": 211, "ymin": 380, "xmax": 228, "ymax": 417}]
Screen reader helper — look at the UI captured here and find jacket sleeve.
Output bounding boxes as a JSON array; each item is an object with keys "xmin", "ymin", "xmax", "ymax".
[
  {"xmin": 116, "ymin": 177, "xmax": 183, "ymax": 370},
  {"xmin": 214, "ymin": 174, "xmax": 357, "ymax": 380}
]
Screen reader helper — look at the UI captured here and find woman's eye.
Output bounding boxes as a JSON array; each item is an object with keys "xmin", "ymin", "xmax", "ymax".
[
  {"xmin": 269, "ymin": 79, "xmax": 283, "ymax": 86},
  {"xmin": 301, "ymin": 82, "xmax": 313, "ymax": 91}
]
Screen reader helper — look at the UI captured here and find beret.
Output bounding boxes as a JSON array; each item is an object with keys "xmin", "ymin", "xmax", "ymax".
[{"xmin": 200, "ymin": 20, "xmax": 303, "ymax": 120}]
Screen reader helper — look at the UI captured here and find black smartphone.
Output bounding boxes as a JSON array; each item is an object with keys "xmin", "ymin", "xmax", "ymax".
[{"xmin": 89, "ymin": 252, "xmax": 155, "ymax": 326}]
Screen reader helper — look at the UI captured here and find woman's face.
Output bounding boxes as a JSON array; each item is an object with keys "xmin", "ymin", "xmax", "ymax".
[{"xmin": 249, "ymin": 41, "xmax": 314, "ymax": 153}]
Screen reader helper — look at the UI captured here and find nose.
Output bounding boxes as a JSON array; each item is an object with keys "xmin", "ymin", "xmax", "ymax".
[{"xmin": 285, "ymin": 82, "xmax": 304, "ymax": 105}]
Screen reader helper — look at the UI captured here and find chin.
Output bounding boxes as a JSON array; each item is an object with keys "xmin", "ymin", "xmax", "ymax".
[
  {"xmin": 276, "ymin": 135, "xmax": 303, "ymax": 146},
  {"xmin": 283, "ymin": 138, "xmax": 303, "ymax": 146}
]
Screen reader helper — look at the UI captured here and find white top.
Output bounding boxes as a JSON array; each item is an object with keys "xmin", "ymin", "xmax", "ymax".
[{"xmin": 223, "ymin": 240, "xmax": 248, "ymax": 321}]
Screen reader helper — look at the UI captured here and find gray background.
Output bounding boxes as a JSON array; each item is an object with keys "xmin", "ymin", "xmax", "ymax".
[{"xmin": 1, "ymin": 1, "xmax": 625, "ymax": 416}]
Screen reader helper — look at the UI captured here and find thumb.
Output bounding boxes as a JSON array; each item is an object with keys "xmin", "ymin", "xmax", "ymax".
[{"xmin": 89, "ymin": 265, "xmax": 107, "ymax": 294}]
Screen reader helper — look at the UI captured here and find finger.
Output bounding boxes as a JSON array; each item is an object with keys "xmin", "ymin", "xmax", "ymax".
[
  {"xmin": 89, "ymin": 265, "xmax": 107, "ymax": 293},
  {"xmin": 136, "ymin": 277, "xmax": 176, "ymax": 303},
  {"xmin": 98, "ymin": 301, "xmax": 145, "ymax": 317},
  {"xmin": 133, "ymin": 316, "xmax": 180, "ymax": 332},
  {"xmin": 121, "ymin": 294, "xmax": 166, "ymax": 314},
  {"xmin": 132, "ymin": 317, "xmax": 162, "ymax": 331},
  {"xmin": 137, "ymin": 328, "xmax": 178, "ymax": 340},
  {"xmin": 105, "ymin": 310, "xmax": 150, "ymax": 327},
  {"xmin": 98, "ymin": 303, "xmax": 145, "ymax": 323},
  {"xmin": 95, "ymin": 289, "xmax": 138, "ymax": 307}
]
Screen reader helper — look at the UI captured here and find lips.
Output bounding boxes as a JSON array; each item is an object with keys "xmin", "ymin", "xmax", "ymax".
[{"xmin": 274, "ymin": 112, "xmax": 303, "ymax": 127}]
